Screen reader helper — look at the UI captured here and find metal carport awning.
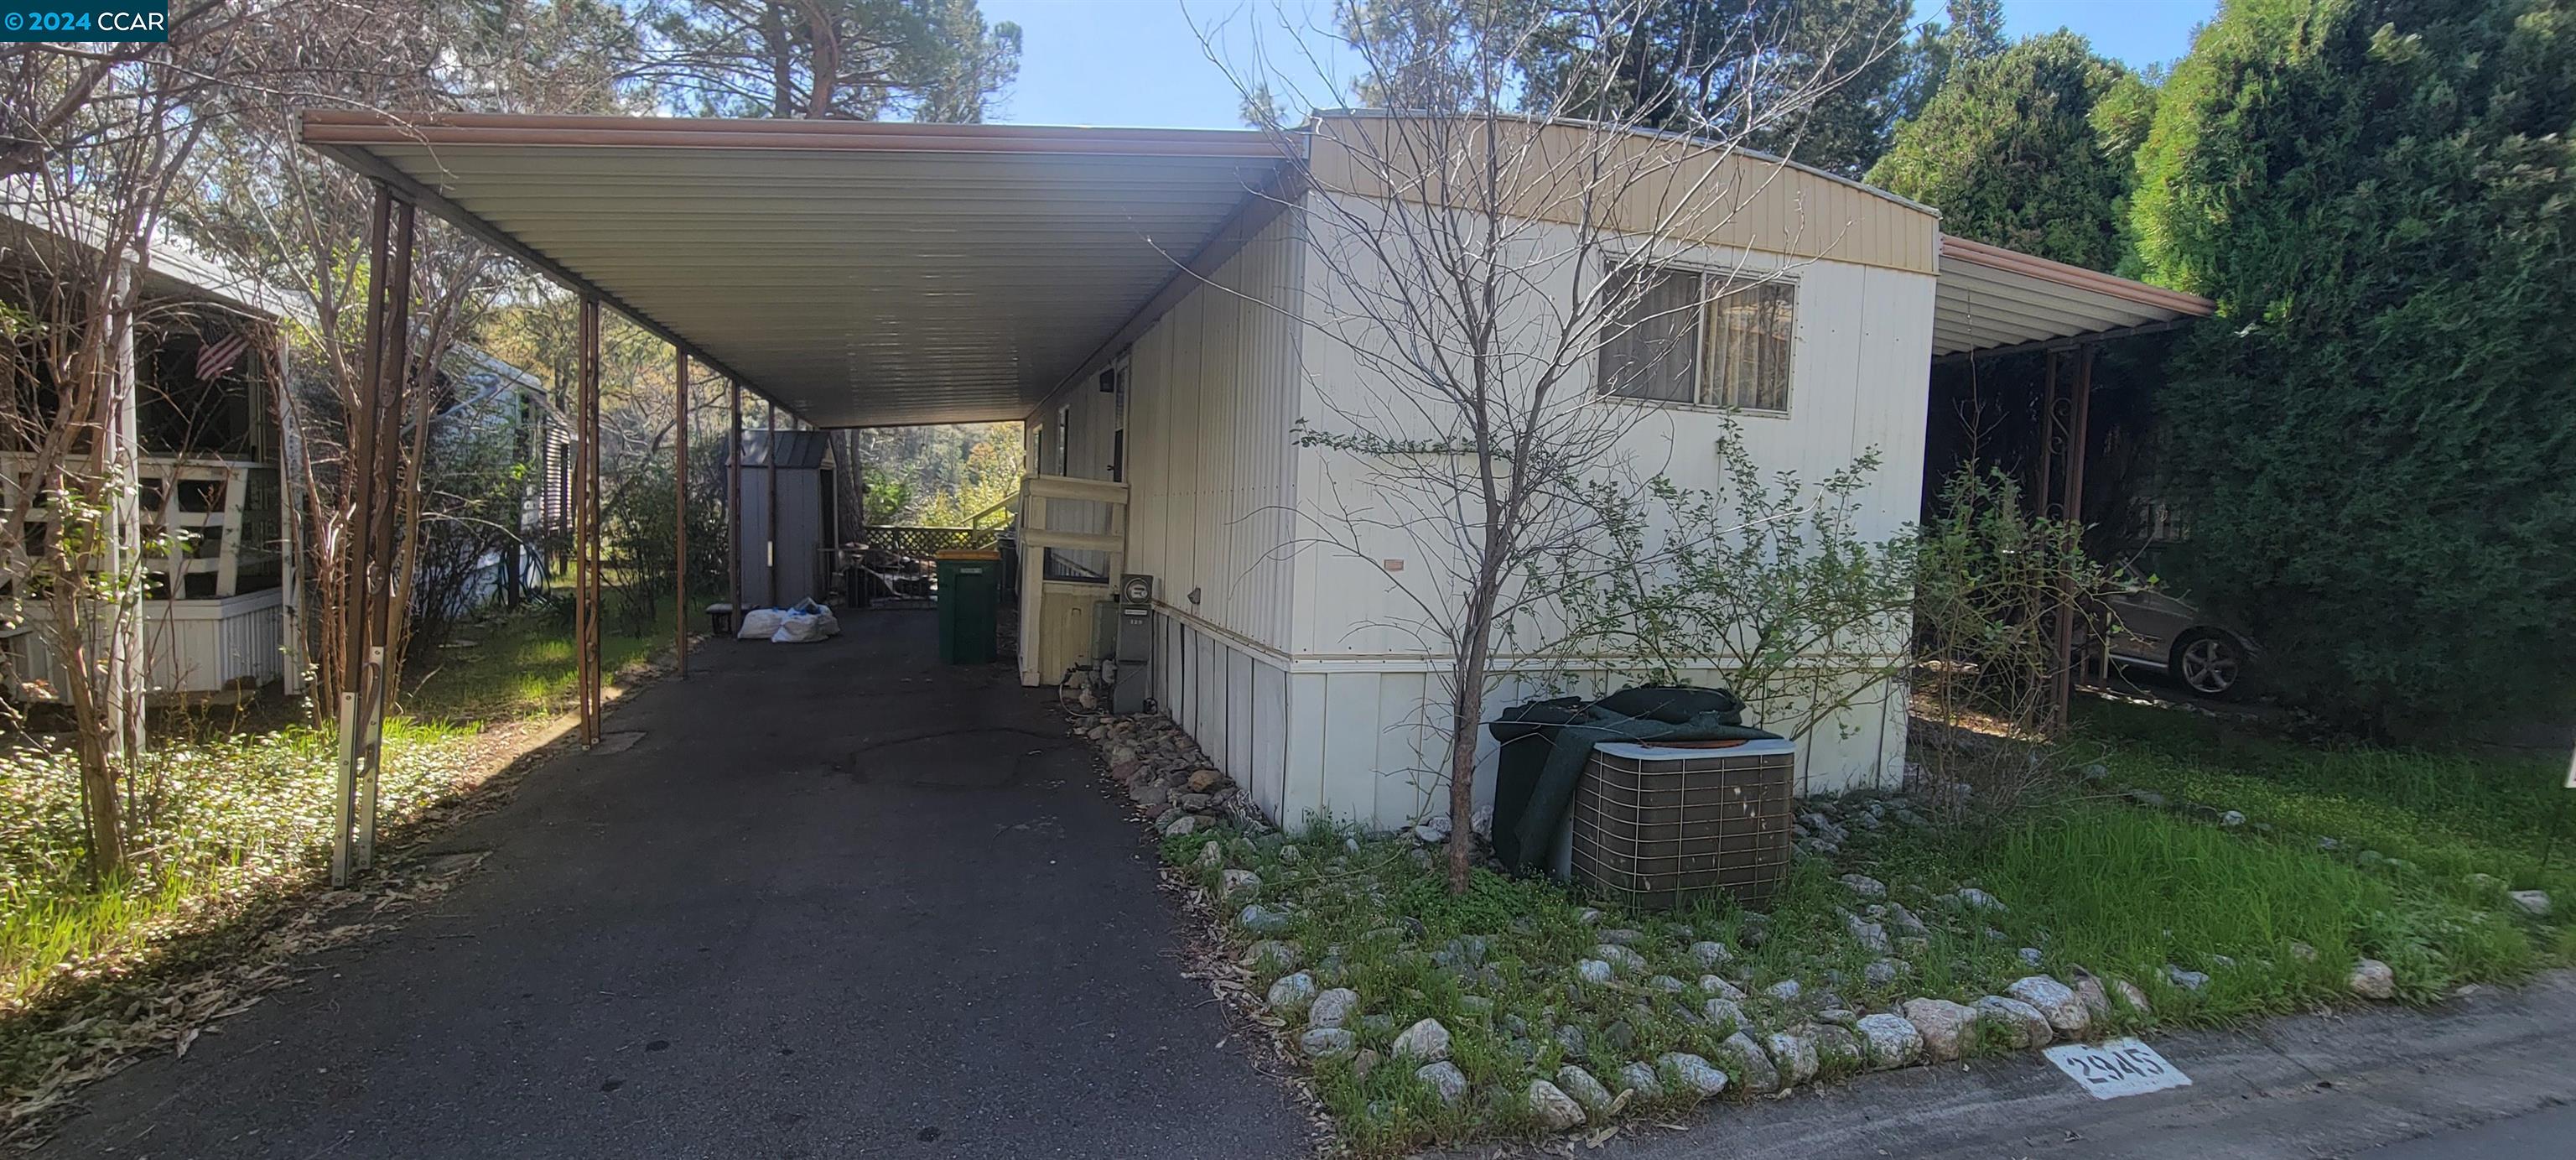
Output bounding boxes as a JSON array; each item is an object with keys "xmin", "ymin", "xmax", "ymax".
[
  {"xmin": 299, "ymin": 112, "xmax": 1288, "ymax": 427},
  {"xmin": 1932, "ymin": 233, "xmax": 2213, "ymax": 359}
]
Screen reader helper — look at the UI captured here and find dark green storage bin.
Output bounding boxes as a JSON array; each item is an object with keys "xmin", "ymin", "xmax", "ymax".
[{"xmin": 935, "ymin": 550, "xmax": 1001, "ymax": 664}]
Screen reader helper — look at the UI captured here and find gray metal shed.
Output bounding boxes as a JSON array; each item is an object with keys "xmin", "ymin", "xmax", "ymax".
[{"xmin": 735, "ymin": 429, "xmax": 835, "ymax": 610}]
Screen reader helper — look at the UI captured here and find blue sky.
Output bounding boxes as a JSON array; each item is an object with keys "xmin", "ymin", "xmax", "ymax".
[{"xmin": 980, "ymin": 0, "xmax": 2218, "ymax": 129}]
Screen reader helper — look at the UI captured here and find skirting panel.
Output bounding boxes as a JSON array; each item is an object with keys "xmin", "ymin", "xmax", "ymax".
[{"xmin": 1150, "ymin": 617, "xmax": 1909, "ymax": 833}]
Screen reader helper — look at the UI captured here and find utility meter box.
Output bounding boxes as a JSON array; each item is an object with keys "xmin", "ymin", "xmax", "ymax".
[{"xmin": 1111, "ymin": 574, "xmax": 1155, "ymax": 715}]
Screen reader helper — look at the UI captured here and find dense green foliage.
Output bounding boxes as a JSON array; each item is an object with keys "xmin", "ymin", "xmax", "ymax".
[
  {"xmin": 2130, "ymin": 0, "xmax": 2576, "ymax": 731},
  {"xmin": 1869, "ymin": 31, "xmax": 2153, "ymax": 270},
  {"xmin": 1889, "ymin": 0, "xmax": 2008, "ymax": 123}
]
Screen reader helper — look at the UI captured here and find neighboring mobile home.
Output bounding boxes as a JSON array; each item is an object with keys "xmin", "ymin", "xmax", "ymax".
[
  {"xmin": 0, "ymin": 205, "xmax": 553, "ymax": 703},
  {"xmin": 297, "ymin": 110, "xmax": 2208, "ymax": 830}
]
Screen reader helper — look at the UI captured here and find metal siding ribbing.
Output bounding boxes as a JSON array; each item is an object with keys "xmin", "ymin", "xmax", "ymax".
[{"xmin": 1116, "ymin": 211, "xmax": 1303, "ymax": 653}]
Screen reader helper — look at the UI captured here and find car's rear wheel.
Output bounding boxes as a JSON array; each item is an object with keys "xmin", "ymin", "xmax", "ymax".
[{"xmin": 2173, "ymin": 632, "xmax": 2245, "ymax": 698}]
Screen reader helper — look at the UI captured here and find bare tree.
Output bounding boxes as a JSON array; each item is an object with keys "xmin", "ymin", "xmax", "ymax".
[
  {"xmin": 175, "ymin": 0, "xmax": 647, "ymax": 711},
  {"xmin": 0, "ymin": 3, "xmax": 298, "ymax": 877},
  {"xmin": 1202, "ymin": 0, "xmax": 1890, "ymax": 889}
]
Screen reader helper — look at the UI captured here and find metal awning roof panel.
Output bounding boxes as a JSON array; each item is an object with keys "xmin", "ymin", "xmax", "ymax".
[
  {"xmin": 301, "ymin": 112, "xmax": 1285, "ymax": 427},
  {"xmin": 300, "ymin": 112, "xmax": 2210, "ymax": 423},
  {"xmin": 1932, "ymin": 234, "xmax": 2213, "ymax": 358}
]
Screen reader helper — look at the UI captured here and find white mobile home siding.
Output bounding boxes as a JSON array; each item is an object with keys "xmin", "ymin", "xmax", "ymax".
[
  {"xmin": 1275, "ymin": 195, "xmax": 1935, "ymax": 827},
  {"xmin": 1026, "ymin": 210, "xmax": 1307, "ymax": 819}
]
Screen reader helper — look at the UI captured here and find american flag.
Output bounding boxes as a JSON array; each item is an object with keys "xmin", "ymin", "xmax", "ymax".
[{"xmin": 195, "ymin": 331, "xmax": 252, "ymax": 382}]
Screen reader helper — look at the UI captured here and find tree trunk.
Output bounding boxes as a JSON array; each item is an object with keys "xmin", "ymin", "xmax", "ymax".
[{"xmin": 1445, "ymin": 575, "xmax": 1501, "ymax": 893}]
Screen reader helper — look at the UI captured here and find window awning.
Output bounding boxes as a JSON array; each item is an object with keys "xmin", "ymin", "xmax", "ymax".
[
  {"xmin": 1932, "ymin": 234, "xmax": 2212, "ymax": 358},
  {"xmin": 299, "ymin": 112, "xmax": 1285, "ymax": 427}
]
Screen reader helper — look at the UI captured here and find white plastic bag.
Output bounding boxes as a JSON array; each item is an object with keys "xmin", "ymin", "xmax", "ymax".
[
  {"xmin": 788, "ymin": 598, "xmax": 842, "ymax": 637},
  {"xmin": 770, "ymin": 611, "xmax": 827, "ymax": 643},
  {"xmin": 736, "ymin": 607, "xmax": 787, "ymax": 639}
]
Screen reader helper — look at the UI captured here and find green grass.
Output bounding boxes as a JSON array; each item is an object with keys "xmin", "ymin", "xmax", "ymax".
[
  {"xmin": 2075, "ymin": 700, "xmax": 2576, "ymax": 944},
  {"xmin": 403, "ymin": 596, "xmax": 663, "ymax": 724},
  {"xmin": 1859, "ymin": 805, "xmax": 2543, "ymax": 1020},
  {"xmin": 0, "ymin": 720, "xmax": 479, "ymax": 1006},
  {"xmin": 1179, "ymin": 703, "xmax": 2573, "ymax": 1153}
]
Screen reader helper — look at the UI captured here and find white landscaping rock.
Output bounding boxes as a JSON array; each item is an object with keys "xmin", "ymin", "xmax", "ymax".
[
  {"xmin": 1691, "ymin": 940, "xmax": 1734, "ymax": 968},
  {"xmin": 1952, "ymin": 887, "xmax": 2007, "ymax": 913},
  {"xmin": 1416, "ymin": 1060, "xmax": 1467, "ymax": 1105},
  {"xmin": 1390, "ymin": 1017, "xmax": 1452, "ymax": 1062},
  {"xmin": 1307, "ymin": 987, "xmax": 1359, "ymax": 1029},
  {"xmin": 1715, "ymin": 1031, "xmax": 1782, "ymax": 1093},
  {"xmin": 1702, "ymin": 997, "xmax": 1748, "ymax": 1035},
  {"xmin": 2349, "ymin": 958, "xmax": 2397, "ymax": 1001},
  {"xmin": 1854, "ymin": 1013, "xmax": 1924, "ymax": 1069},
  {"xmin": 1245, "ymin": 940, "xmax": 1299, "ymax": 972},
  {"xmin": 1975, "ymin": 995, "xmax": 2055, "ymax": 1048},
  {"xmin": 1811, "ymin": 1024, "xmax": 1866, "ymax": 1069},
  {"xmin": 1765, "ymin": 979, "xmax": 1804, "ymax": 1003},
  {"xmin": 1220, "ymin": 868, "xmax": 1262, "ymax": 900},
  {"xmin": 1658, "ymin": 1052, "xmax": 1730, "ymax": 1099},
  {"xmin": 1765, "ymin": 1030, "xmax": 1820, "ymax": 1084},
  {"xmin": 1617, "ymin": 1060, "xmax": 1665, "ymax": 1099},
  {"xmin": 1901, "ymin": 998, "xmax": 1978, "ymax": 1062},
  {"xmin": 1527, "ymin": 1079, "xmax": 1588, "ymax": 1130},
  {"xmin": 1701, "ymin": 975, "xmax": 1748, "ymax": 1001},
  {"xmin": 1594, "ymin": 944, "xmax": 1650, "ymax": 975},
  {"xmin": 1556, "ymin": 1064, "xmax": 1616, "ymax": 1114},
  {"xmin": 2508, "ymin": 890, "xmax": 2552, "ymax": 918},
  {"xmin": 2070, "ymin": 972, "xmax": 2111, "ymax": 1022},
  {"xmin": 1841, "ymin": 873, "xmax": 1888, "ymax": 897},
  {"xmin": 1267, "ymin": 971, "xmax": 1318, "ymax": 1015},
  {"xmin": 1301, "ymin": 1027, "xmax": 1356, "ymax": 1057},
  {"xmin": 2113, "ymin": 977, "xmax": 2153, "ymax": 1015},
  {"xmin": 1238, "ymin": 904, "xmax": 1294, "ymax": 934},
  {"xmin": 1845, "ymin": 913, "xmax": 1893, "ymax": 955},
  {"xmin": 1576, "ymin": 959, "xmax": 1615, "ymax": 985},
  {"xmin": 2007, "ymin": 975, "xmax": 2091, "ymax": 1036}
]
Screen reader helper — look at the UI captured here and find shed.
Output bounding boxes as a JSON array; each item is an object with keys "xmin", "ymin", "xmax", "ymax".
[{"xmin": 735, "ymin": 429, "xmax": 836, "ymax": 610}]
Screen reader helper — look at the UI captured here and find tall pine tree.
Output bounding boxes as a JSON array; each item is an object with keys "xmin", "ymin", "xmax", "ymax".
[{"xmin": 1868, "ymin": 30, "xmax": 2152, "ymax": 272}]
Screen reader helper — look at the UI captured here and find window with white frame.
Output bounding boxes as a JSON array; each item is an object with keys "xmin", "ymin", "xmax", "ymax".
[{"xmin": 1596, "ymin": 264, "xmax": 1795, "ymax": 413}]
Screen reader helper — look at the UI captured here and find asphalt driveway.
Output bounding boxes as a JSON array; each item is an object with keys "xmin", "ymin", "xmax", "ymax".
[{"xmin": 42, "ymin": 610, "xmax": 1311, "ymax": 1159}]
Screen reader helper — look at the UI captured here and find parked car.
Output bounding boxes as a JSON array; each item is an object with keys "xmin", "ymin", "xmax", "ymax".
[{"xmin": 2096, "ymin": 551, "xmax": 2258, "ymax": 698}]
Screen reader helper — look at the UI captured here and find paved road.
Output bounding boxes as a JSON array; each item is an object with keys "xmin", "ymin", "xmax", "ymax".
[
  {"xmin": 2355, "ymin": 1101, "xmax": 2576, "ymax": 1159},
  {"xmin": 44, "ymin": 611, "xmax": 1312, "ymax": 1160},
  {"xmin": 1601, "ymin": 971, "xmax": 2576, "ymax": 1160}
]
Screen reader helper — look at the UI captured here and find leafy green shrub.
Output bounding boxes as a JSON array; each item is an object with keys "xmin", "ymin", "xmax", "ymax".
[{"xmin": 2130, "ymin": 0, "xmax": 2576, "ymax": 732}]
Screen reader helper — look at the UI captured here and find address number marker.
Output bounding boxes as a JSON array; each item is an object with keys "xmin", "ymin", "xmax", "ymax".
[{"xmin": 2043, "ymin": 1038, "xmax": 2193, "ymax": 1100}]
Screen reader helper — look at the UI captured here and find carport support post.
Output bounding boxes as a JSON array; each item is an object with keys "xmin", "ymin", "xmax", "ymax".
[
  {"xmin": 727, "ymin": 381, "xmax": 741, "ymax": 620},
  {"xmin": 674, "ymin": 351, "xmax": 688, "ymax": 677},
  {"xmin": 765, "ymin": 398, "xmax": 778, "ymax": 607},
  {"xmin": 334, "ymin": 187, "xmax": 388, "ymax": 887},
  {"xmin": 575, "ymin": 297, "xmax": 603, "ymax": 745},
  {"xmin": 358, "ymin": 200, "xmax": 416, "ymax": 872},
  {"xmin": 2036, "ymin": 350, "xmax": 2059, "ymax": 519},
  {"xmin": 2050, "ymin": 342, "xmax": 2096, "ymax": 730}
]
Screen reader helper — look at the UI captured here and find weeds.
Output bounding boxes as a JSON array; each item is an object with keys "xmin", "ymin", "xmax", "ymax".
[{"xmin": 0, "ymin": 720, "xmax": 475, "ymax": 1007}]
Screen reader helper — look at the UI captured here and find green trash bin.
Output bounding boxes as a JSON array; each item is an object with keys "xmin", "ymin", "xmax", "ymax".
[{"xmin": 935, "ymin": 549, "xmax": 1002, "ymax": 664}]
